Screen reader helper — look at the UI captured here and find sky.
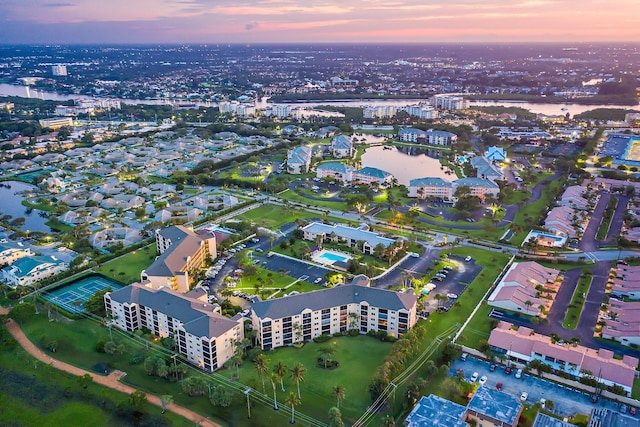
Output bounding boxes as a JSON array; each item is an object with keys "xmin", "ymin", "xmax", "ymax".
[{"xmin": 1, "ymin": 0, "xmax": 639, "ymax": 44}]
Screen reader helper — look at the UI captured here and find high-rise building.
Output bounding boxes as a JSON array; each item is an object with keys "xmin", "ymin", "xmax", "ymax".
[{"xmin": 51, "ymin": 65, "xmax": 67, "ymax": 76}]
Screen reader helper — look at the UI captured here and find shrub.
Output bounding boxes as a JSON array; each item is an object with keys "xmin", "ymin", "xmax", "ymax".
[
  {"xmin": 95, "ymin": 340, "xmax": 106, "ymax": 353},
  {"xmin": 313, "ymin": 334, "xmax": 331, "ymax": 343}
]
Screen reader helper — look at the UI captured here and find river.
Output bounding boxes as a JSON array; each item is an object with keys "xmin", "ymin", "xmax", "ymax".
[{"xmin": 1, "ymin": 82, "xmax": 638, "ymax": 116}]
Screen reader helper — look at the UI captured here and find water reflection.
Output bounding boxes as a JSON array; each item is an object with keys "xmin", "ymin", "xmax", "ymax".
[
  {"xmin": 360, "ymin": 145, "xmax": 453, "ymax": 186},
  {"xmin": 0, "ymin": 181, "xmax": 52, "ymax": 233}
]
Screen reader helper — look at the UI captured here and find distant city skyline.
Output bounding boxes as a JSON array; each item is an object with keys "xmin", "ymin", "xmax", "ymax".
[{"xmin": 1, "ymin": 0, "xmax": 638, "ymax": 45}]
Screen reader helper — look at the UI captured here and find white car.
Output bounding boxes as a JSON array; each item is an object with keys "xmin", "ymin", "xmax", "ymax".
[
  {"xmin": 314, "ymin": 278, "xmax": 323, "ymax": 284},
  {"xmin": 470, "ymin": 372, "xmax": 479, "ymax": 383},
  {"xmin": 447, "ymin": 293, "xmax": 459, "ymax": 299},
  {"xmin": 515, "ymin": 368, "xmax": 523, "ymax": 379},
  {"xmin": 465, "ymin": 256, "xmax": 472, "ymax": 262},
  {"xmin": 479, "ymin": 375, "xmax": 487, "ymax": 386},
  {"xmin": 520, "ymin": 392, "xmax": 528, "ymax": 402}
]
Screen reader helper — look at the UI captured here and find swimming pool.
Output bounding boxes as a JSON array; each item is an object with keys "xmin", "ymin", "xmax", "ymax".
[{"xmin": 312, "ymin": 249, "xmax": 352, "ymax": 265}]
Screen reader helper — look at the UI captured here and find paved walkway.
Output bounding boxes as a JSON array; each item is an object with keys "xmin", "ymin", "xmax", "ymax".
[{"xmin": 2, "ymin": 313, "xmax": 220, "ymax": 427}]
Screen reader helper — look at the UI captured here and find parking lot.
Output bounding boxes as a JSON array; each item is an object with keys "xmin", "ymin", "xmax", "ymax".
[{"xmin": 450, "ymin": 356, "xmax": 629, "ymax": 418}]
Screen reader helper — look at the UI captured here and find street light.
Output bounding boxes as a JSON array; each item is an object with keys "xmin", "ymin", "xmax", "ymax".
[
  {"xmin": 508, "ymin": 341, "xmax": 513, "ymax": 367},
  {"xmin": 244, "ymin": 387, "xmax": 252, "ymax": 418}
]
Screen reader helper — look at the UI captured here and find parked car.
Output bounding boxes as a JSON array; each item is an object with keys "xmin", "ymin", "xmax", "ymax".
[
  {"xmin": 489, "ymin": 364, "xmax": 497, "ymax": 372},
  {"xmin": 465, "ymin": 256, "xmax": 472, "ymax": 262},
  {"xmin": 479, "ymin": 376, "xmax": 487, "ymax": 386},
  {"xmin": 447, "ymin": 293, "xmax": 458, "ymax": 299},
  {"xmin": 621, "ymin": 404, "xmax": 629, "ymax": 414},
  {"xmin": 496, "ymin": 382, "xmax": 503, "ymax": 391},
  {"xmin": 520, "ymin": 392, "xmax": 528, "ymax": 402},
  {"xmin": 470, "ymin": 372, "xmax": 479, "ymax": 383},
  {"xmin": 515, "ymin": 368, "xmax": 523, "ymax": 379},
  {"xmin": 504, "ymin": 366, "xmax": 512, "ymax": 375},
  {"xmin": 314, "ymin": 277, "xmax": 323, "ymax": 284},
  {"xmin": 630, "ymin": 406, "xmax": 637, "ymax": 416},
  {"xmin": 460, "ymin": 353, "xmax": 468, "ymax": 362}
]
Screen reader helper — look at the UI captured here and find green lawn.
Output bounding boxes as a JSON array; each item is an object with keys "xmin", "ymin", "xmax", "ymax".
[
  {"xmin": 563, "ymin": 273, "xmax": 593, "ymax": 329},
  {"xmin": 511, "ymin": 179, "xmax": 565, "ymax": 246},
  {"xmin": 234, "ymin": 203, "xmax": 316, "ymax": 229},
  {"xmin": 502, "ymin": 189, "xmax": 532, "ymax": 205},
  {"xmin": 279, "ymin": 189, "xmax": 348, "ymax": 211},
  {"xmin": 95, "ymin": 244, "xmax": 157, "ymax": 284},
  {"xmin": 222, "ymin": 335, "xmax": 395, "ymax": 423},
  {"xmin": 0, "ymin": 337, "xmax": 191, "ymax": 427}
]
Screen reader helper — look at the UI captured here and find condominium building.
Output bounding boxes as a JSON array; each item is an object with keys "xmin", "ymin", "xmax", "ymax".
[
  {"xmin": 429, "ymin": 94, "xmax": 468, "ymax": 110},
  {"xmin": 287, "ymin": 145, "xmax": 313, "ymax": 174},
  {"xmin": 105, "ymin": 283, "xmax": 243, "ymax": 372},
  {"xmin": 408, "ymin": 177, "xmax": 454, "ymax": 200},
  {"xmin": 251, "ymin": 276, "xmax": 418, "ymax": 350},
  {"xmin": 51, "ymin": 64, "xmax": 67, "ymax": 76},
  {"xmin": 487, "ymin": 262, "xmax": 561, "ymax": 317},
  {"xmin": 452, "ymin": 178, "xmax": 499, "ymax": 201},
  {"xmin": 301, "ymin": 222, "xmax": 399, "ymax": 255},
  {"xmin": 330, "ymin": 135, "xmax": 354, "ymax": 158},
  {"xmin": 0, "ymin": 241, "xmax": 33, "ymax": 266},
  {"xmin": 141, "ymin": 225, "xmax": 216, "ymax": 293},
  {"xmin": 488, "ymin": 321, "xmax": 638, "ymax": 396},
  {"xmin": 1, "ymin": 255, "xmax": 66, "ymax": 288}
]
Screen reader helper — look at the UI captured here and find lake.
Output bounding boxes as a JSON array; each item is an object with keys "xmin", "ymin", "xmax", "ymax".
[
  {"xmin": 0, "ymin": 181, "xmax": 51, "ymax": 233},
  {"xmin": 359, "ymin": 145, "xmax": 453, "ymax": 186}
]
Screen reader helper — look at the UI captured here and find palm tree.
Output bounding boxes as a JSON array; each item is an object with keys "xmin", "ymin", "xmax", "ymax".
[
  {"xmin": 274, "ymin": 361, "xmax": 288, "ymax": 392},
  {"xmin": 525, "ymin": 300, "xmax": 533, "ymax": 313},
  {"xmin": 255, "ymin": 354, "xmax": 269, "ymax": 393},
  {"xmin": 270, "ymin": 372, "xmax": 279, "ymax": 410},
  {"xmin": 160, "ymin": 395, "xmax": 173, "ymax": 414},
  {"xmin": 285, "ymin": 392, "xmax": 301, "ymax": 424},
  {"xmin": 318, "ymin": 344, "xmax": 336, "ymax": 369},
  {"xmin": 333, "ymin": 384, "xmax": 345, "ymax": 409},
  {"xmin": 290, "ymin": 363, "xmax": 306, "ymax": 399}
]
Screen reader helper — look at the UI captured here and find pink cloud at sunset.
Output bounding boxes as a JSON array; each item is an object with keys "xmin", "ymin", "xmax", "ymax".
[{"xmin": 0, "ymin": 0, "xmax": 638, "ymax": 44}]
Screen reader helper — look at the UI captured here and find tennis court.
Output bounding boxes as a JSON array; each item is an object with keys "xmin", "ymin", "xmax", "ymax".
[{"xmin": 43, "ymin": 275, "xmax": 123, "ymax": 314}]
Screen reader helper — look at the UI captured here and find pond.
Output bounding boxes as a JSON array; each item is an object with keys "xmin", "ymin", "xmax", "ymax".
[
  {"xmin": 0, "ymin": 181, "xmax": 52, "ymax": 233},
  {"xmin": 359, "ymin": 145, "xmax": 454, "ymax": 186}
]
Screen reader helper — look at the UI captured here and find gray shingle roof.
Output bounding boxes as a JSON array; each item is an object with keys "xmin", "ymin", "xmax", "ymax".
[
  {"xmin": 466, "ymin": 386, "xmax": 522, "ymax": 426},
  {"xmin": 405, "ymin": 395, "xmax": 469, "ymax": 427},
  {"xmin": 108, "ymin": 284, "xmax": 238, "ymax": 338},
  {"xmin": 251, "ymin": 282, "xmax": 417, "ymax": 319}
]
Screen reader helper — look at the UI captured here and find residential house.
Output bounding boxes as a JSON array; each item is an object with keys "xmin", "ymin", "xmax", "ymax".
[
  {"xmin": 105, "ymin": 283, "xmax": 243, "ymax": 372},
  {"xmin": 141, "ymin": 226, "xmax": 216, "ymax": 293},
  {"xmin": 610, "ymin": 265, "xmax": 640, "ymax": 299},
  {"xmin": 544, "ymin": 206, "xmax": 580, "ymax": 238},
  {"xmin": 487, "ymin": 261, "xmax": 561, "ymax": 317},
  {"xmin": 600, "ymin": 299, "xmax": 640, "ymax": 346},
  {"xmin": 408, "ymin": 177, "xmax": 454, "ymax": 200},
  {"xmin": 251, "ymin": 275, "xmax": 418, "ymax": 350},
  {"xmin": 488, "ymin": 321, "xmax": 639, "ymax": 396},
  {"xmin": 1, "ymin": 255, "xmax": 66, "ymax": 288}
]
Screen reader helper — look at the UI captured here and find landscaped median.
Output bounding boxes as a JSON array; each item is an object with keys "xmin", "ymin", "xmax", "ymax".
[{"xmin": 563, "ymin": 270, "xmax": 593, "ymax": 329}]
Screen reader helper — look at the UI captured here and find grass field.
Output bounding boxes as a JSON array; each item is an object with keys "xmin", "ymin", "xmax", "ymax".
[
  {"xmin": 94, "ymin": 244, "xmax": 157, "ymax": 284},
  {"xmin": 234, "ymin": 203, "xmax": 317, "ymax": 229},
  {"xmin": 278, "ymin": 189, "xmax": 348, "ymax": 211},
  {"xmin": 0, "ymin": 335, "xmax": 191, "ymax": 427},
  {"xmin": 221, "ymin": 335, "xmax": 395, "ymax": 422},
  {"xmin": 17, "ymin": 309, "xmax": 394, "ymax": 426},
  {"xmin": 511, "ymin": 179, "xmax": 565, "ymax": 246}
]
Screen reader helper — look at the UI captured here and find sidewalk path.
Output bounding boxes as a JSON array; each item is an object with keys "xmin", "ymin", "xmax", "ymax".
[{"xmin": 2, "ymin": 314, "xmax": 220, "ymax": 427}]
